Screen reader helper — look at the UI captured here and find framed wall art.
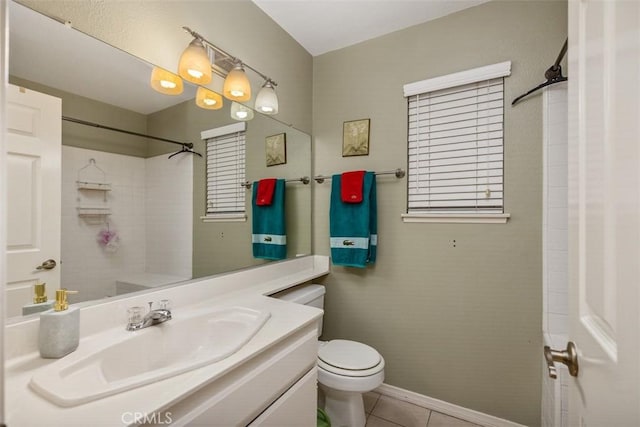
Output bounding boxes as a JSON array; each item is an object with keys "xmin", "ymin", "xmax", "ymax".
[
  {"xmin": 265, "ymin": 133, "xmax": 287, "ymax": 166},
  {"xmin": 342, "ymin": 118, "xmax": 370, "ymax": 157}
]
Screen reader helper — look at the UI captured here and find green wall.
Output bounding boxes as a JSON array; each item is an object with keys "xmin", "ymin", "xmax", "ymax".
[{"xmin": 312, "ymin": 1, "xmax": 566, "ymax": 425}]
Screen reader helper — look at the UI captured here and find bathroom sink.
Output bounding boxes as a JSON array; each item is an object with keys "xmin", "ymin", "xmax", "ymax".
[{"xmin": 29, "ymin": 306, "xmax": 271, "ymax": 407}]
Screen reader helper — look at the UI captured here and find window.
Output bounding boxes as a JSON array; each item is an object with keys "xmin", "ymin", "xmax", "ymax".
[
  {"xmin": 201, "ymin": 123, "xmax": 246, "ymax": 221},
  {"xmin": 402, "ymin": 62, "xmax": 511, "ymax": 223}
]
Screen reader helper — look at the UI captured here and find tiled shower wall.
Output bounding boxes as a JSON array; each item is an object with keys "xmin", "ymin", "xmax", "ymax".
[
  {"xmin": 61, "ymin": 147, "xmax": 192, "ymax": 302},
  {"xmin": 541, "ymin": 82, "xmax": 568, "ymax": 427},
  {"xmin": 145, "ymin": 153, "xmax": 193, "ymax": 279}
]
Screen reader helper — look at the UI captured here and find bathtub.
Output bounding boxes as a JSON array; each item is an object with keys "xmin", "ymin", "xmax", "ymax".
[{"xmin": 115, "ymin": 273, "xmax": 189, "ymax": 295}]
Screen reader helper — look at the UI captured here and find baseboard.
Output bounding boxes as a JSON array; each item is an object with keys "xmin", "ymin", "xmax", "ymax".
[{"xmin": 375, "ymin": 383, "xmax": 527, "ymax": 427}]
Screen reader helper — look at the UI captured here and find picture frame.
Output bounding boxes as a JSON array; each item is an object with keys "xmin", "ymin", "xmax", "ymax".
[
  {"xmin": 342, "ymin": 118, "xmax": 370, "ymax": 157},
  {"xmin": 265, "ymin": 133, "xmax": 287, "ymax": 167}
]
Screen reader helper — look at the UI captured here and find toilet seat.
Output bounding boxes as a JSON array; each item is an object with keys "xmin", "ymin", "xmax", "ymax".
[{"xmin": 318, "ymin": 340, "xmax": 384, "ymax": 377}]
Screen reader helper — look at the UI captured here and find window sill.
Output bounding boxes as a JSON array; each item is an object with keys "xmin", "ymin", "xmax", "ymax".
[
  {"xmin": 201, "ymin": 214, "xmax": 247, "ymax": 223},
  {"xmin": 401, "ymin": 213, "xmax": 510, "ymax": 224}
]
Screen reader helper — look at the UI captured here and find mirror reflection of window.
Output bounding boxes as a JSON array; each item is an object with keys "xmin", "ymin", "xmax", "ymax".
[{"xmin": 206, "ymin": 130, "xmax": 247, "ymax": 217}]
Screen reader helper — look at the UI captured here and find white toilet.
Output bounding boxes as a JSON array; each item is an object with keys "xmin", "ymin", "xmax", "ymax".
[{"xmin": 274, "ymin": 284, "xmax": 385, "ymax": 427}]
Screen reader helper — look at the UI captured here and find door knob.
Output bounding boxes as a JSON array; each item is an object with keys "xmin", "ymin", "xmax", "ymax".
[
  {"xmin": 544, "ymin": 341, "xmax": 579, "ymax": 378},
  {"xmin": 36, "ymin": 259, "xmax": 57, "ymax": 270}
]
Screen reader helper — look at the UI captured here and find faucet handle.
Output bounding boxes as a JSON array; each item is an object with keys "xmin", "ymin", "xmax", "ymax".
[
  {"xmin": 127, "ymin": 306, "xmax": 144, "ymax": 325},
  {"xmin": 159, "ymin": 299, "xmax": 171, "ymax": 310}
]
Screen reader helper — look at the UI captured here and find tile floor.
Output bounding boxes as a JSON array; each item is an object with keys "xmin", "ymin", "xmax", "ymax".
[{"xmin": 363, "ymin": 392, "xmax": 484, "ymax": 427}]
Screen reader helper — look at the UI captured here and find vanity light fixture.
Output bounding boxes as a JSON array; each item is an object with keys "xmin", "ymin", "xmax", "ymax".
[
  {"xmin": 230, "ymin": 101, "xmax": 255, "ymax": 121},
  {"xmin": 178, "ymin": 38, "xmax": 212, "ymax": 85},
  {"xmin": 181, "ymin": 27, "xmax": 278, "ymax": 113},
  {"xmin": 150, "ymin": 67, "xmax": 184, "ymax": 95},
  {"xmin": 195, "ymin": 86, "xmax": 223, "ymax": 110},
  {"xmin": 255, "ymin": 79, "xmax": 279, "ymax": 115}
]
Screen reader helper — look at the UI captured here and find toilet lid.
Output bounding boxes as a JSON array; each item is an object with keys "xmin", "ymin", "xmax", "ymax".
[{"xmin": 318, "ymin": 339, "xmax": 382, "ymax": 371}]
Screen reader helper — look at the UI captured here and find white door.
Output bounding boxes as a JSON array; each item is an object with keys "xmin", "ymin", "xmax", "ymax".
[
  {"xmin": 567, "ymin": 0, "xmax": 640, "ymax": 425},
  {"xmin": 6, "ymin": 84, "xmax": 61, "ymax": 318}
]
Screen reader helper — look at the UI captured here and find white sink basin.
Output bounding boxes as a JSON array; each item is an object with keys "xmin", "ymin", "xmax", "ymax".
[{"xmin": 30, "ymin": 306, "xmax": 271, "ymax": 407}]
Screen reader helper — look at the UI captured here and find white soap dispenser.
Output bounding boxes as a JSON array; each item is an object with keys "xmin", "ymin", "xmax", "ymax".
[{"xmin": 38, "ymin": 289, "xmax": 80, "ymax": 359}]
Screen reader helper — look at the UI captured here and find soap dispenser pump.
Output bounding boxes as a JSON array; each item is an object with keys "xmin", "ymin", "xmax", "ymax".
[
  {"xmin": 21, "ymin": 282, "xmax": 54, "ymax": 316},
  {"xmin": 38, "ymin": 289, "xmax": 80, "ymax": 359}
]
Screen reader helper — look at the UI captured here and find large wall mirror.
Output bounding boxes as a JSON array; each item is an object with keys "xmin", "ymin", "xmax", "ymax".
[{"xmin": 5, "ymin": 1, "xmax": 312, "ymax": 320}]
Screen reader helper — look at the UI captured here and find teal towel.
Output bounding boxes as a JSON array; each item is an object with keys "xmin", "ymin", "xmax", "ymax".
[
  {"xmin": 252, "ymin": 179, "xmax": 286, "ymax": 260},
  {"xmin": 330, "ymin": 171, "xmax": 377, "ymax": 268}
]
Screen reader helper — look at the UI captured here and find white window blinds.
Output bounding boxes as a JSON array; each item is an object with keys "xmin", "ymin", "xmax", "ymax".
[
  {"xmin": 406, "ymin": 67, "xmax": 508, "ymax": 214},
  {"xmin": 205, "ymin": 130, "xmax": 246, "ymax": 215}
]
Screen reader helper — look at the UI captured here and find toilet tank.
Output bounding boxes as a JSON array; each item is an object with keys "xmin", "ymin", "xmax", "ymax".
[{"xmin": 272, "ymin": 284, "xmax": 325, "ymax": 336}]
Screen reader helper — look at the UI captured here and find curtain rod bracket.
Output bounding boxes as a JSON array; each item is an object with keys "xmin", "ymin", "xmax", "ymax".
[{"xmin": 512, "ymin": 38, "xmax": 568, "ymax": 106}]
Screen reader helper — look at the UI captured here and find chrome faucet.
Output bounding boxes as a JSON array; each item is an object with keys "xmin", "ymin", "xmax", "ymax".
[{"xmin": 126, "ymin": 300, "xmax": 172, "ymax": 331}]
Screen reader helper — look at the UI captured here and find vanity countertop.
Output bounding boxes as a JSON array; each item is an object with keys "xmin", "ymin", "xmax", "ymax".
[{"xmin": 5, "ymin": 255, "xmax": 329, "ymax": 426}]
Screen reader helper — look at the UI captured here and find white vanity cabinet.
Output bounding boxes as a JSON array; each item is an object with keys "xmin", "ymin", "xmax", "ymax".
[
  {"xmin": 154, "ymin": 325, "xmax": 318, "ymax": 427},
  {"xmin": 248, "ymin": 367, "xmax": 317, "ymax": 426},
  {"xmin": 5, "ymin": 257, "xmax": 330, "ymax": 427}
]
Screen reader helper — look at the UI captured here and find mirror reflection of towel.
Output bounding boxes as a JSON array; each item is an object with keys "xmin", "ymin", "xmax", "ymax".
[
  {"xmin": 256, "ymin": 178, "xmax": 277, "ymax": 206},
  {"xmin": 252, "ymin": 179, "xmax": 286, "ymax": 260}
]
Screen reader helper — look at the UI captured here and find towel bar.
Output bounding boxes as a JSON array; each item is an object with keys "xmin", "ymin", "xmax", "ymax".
[
  {"xmin": 314, "ymin": 168, "xmax": 405, "ymax": 184},
  {"xmin": 241, "ymin": 176, "xmax": 310, "ymax": 189}
]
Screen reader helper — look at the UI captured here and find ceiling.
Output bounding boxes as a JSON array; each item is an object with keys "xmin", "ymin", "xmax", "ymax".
[{"xmin": 252, "ymin": 0, "xmax": 490, "ymax": 56}]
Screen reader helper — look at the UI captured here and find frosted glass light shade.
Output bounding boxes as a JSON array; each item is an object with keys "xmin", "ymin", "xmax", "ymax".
[
  {"xmin": 230, "ymin": 102, "xmax": 254, "ymax": 121},
  {"xmin": 150, "ymin": 67, "xmax": 184, "ymax": 95},
  {"xmin": 223, "ymin": 64, "xmax": 251, "ymax": 101},
  {"xmin": 196, "ymin": 87, "xmax": 223, "ymax": 110},
  {"xmin": 178, "ymin": 38, "xmax": 212, "ymax": 85},
  {"xmin": 255, "ymin": 81, "xmax": 278, "ymax": 114}
]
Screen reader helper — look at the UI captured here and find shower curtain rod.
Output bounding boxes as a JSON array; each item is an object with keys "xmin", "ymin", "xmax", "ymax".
[{"xmin": 62, "ymin": 116, "xmax": 194, "ymax": 149}]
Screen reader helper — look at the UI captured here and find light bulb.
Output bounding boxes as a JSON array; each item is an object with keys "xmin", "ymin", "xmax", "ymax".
[
  {"xmin": 195, "ymin": 86, "xmax": 223, "ymax": 110},
  {"xmin": 160, "ymin": 80, "xmax": 177, "ymax": 89},
  {"xmin": 150, "ymin": 67, "xmax": 183, "ymax": 95},
  {"xmin": 178, "ymin": 38, "xmax": 212, "ymax": 85},
  {"xmin": 188, "ymin": 69, "xmax": 203, "ymax": 79},
  {"xmin": 223, "ymin": 63, "xmax": 251, "ymax": 102},
  {"xmin": 230, "ymin": 101, "xmax": 254, "ymax": 121},
  {"xmin": 255, "ymin": 80, "xmax": 278, "ymax": 115}
]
